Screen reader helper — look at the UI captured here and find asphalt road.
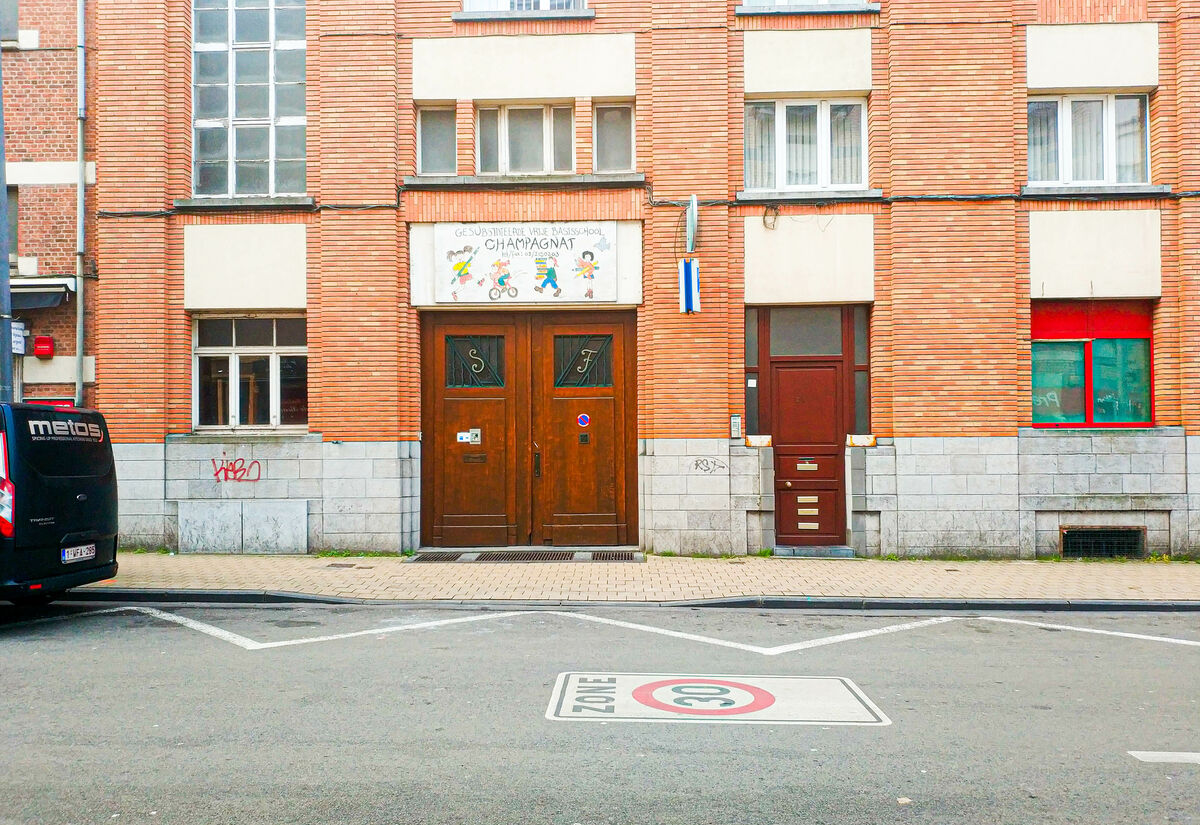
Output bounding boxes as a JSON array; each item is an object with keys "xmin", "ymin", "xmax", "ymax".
[{"xmin": 1, "ymin": 602, "xmax": 1197, "ymax": 825}]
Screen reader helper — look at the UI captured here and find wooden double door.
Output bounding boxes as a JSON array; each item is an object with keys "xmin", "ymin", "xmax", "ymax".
[{"xmin": 421, "ymin": 311, "xmax": 637, "ymax": 547}]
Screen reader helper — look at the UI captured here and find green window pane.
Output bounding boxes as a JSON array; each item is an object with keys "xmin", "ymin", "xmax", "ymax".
[
  {"xmin": 1093, "ymin": 338, "xmax": 1151, "ymax": 423},
  {"xmin": 1031, "ymin": 341, "xmax": 1086, "ymax": 424}
]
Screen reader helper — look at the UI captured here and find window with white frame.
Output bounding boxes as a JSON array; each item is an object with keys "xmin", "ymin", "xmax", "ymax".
[
  {"xmin": 193, "ymin": 0, "xmax": 306, "ymax": 197},
  {"xmin": 463, "ymin": 0, "xmax": 586, "ymax": 11},
  {"xmin": 744, "ymin": 99, "xmax": 866, "ymax": 191},
  {"xmin": 478, "ymin": 105, "xmax": 573, "ymax": 175},
  {"xmin": 740, "ymin": 0, "xmax": 844, "ymax": 5},
  {"xmin": 194, "ymin": 317, "xmax": 307, "ymax": 428},
  {"xmin": 594, "ymin": 104, "xmax": 634, "ymax": 173},
  {"xmin": 417, "ymin": 108, "xmax": 457, "ymax": 176},
  {"xmin": 1027, "ymin": 94, "xmax": 1149, "ymax": 185}
]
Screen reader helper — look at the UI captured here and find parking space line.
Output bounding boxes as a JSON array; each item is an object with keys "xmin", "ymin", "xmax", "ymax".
[
  {"xmin": 555, "ymin": 612, "xmax": 959, "ymax": 656},
  {"xmin": 251, "ymin": 611, "xmax": 535, "ymax": 649},
  {"xmin": 133, "ymin": 606, "xmax": 263, "ymax": 649},
  {"xmin": 980, "ymin": 617, "xmax": 1200, "ymax": 648},
  {"xmin": 1129, "ymin": 752, "xmax": 1200, "ymax": 764}
]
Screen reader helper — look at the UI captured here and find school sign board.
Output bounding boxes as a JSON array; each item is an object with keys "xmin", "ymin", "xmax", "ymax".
[{"xmin": 433, "ymin": 222, "xmax": 619, "ymax": 304}]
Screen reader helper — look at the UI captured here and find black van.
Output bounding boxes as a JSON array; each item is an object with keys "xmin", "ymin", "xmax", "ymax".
[{"xmin": 0, "ymin": 403, "xmax": 118, "ymax": 605}]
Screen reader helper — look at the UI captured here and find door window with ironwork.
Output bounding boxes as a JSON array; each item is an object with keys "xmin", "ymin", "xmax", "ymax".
[
  {"xmin": 554, "ymin": 335, "xmax": 612, "ymax": 387},
  {"xmin": 446, "ymin": 335, "xmax": 505, "ymax": 387}
]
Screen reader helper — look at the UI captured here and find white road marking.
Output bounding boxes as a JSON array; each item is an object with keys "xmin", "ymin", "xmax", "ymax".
[
  {"xmin": 980, "ymin": 617, "xmax": 1200, "ymax": 648},
  {"xmin": 0, "ymin": 606, "xmax": 131, "ymax": 630},
  {"xmin": 1129, "ymin": 751, "xmax": 1200, "ymax": 764},
  {"xmin": 132, "ymin": 606, "xmax": 262, "ymax": 650},
  {"xmin": 553, "ymin": 611, "xmax": 959, "ymax": 656},
  {"xmin": 250, "ymin": 611, "xmax": 535, "ymax": 649}
]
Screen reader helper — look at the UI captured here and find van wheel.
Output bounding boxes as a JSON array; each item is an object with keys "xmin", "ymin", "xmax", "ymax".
[{"xmin": 9, "ymin": 592, "xmax": 57, "ymax": 607}]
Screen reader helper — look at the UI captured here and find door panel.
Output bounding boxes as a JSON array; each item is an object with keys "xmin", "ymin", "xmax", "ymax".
[
  {"xmin": 422, "ymin": 312, "xmax": 634, "ymax": 547},
  {"xmin": 771, "ymin": 361, "xmax": 847, "ymax": 546},
  {"xmin": 533, "ymin": 319, "xmax": 629, "ymax": 546},
  {"xmin": 423, "ymin": 320, "xmax": 524, "ymax": 547}
]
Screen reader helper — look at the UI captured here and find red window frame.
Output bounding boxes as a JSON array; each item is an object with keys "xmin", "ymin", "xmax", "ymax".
[{"xmin": 1030, "ymin": 300, "xmax": 1154, "ymax": 429}]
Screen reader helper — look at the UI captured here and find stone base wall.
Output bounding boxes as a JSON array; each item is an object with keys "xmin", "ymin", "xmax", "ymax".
[
  {"xmin": 639, "ymin": 438, "xmax": 773, "ymax": 556},
  {"xmin": 853, "ymin": 428, "xmax": 1192, "ymax": 558},
  {"xmin": 114, "ymin": 437, "xmax": 420, "ymax": 553}
]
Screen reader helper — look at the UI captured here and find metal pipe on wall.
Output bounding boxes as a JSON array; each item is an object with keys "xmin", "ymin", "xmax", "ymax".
[{"xmin": 74, "ymin": 0, "xmax": 86, "ymax": 407}]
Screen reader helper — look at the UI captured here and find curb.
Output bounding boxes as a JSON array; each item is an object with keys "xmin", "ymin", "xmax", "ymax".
[{"xmin": 64, "ymin": 588, "xmax": 1200, "ymax": 612}]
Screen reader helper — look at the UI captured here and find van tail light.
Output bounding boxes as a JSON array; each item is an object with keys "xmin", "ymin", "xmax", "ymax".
[{"xmin": 0, "ymin": 431, "xmax": 12, "ymax": 538}]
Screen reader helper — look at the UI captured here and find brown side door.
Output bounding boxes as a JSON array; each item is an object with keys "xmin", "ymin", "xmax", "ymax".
[
  {"xmin": 422, "ymin": 311, "xmax": 635, "ymax": 547},
  {"xmin": 771, "ymin": 361, "xmax": 846, "ymax": 545}
]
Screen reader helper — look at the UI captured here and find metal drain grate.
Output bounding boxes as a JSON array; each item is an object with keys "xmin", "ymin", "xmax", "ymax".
[
  {"xmin": 1061, "ymin": 527, "xmax": 1145, "ymax": 559},
  {"xmin": 476, "ymin": 551, "xmax": 575, "ymax": 562},
  {"xmin": 591, "ymin": 551, "xmax": 636, "ymax": 562},
  {"xmin": 412, "ymin": 552, "xmax": 465, "ymax": 563}
]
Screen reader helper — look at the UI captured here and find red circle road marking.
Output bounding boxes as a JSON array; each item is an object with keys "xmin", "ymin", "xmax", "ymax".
[{"xmin": 631, "ymin": 678, "xmax": 776, "ymax": 716}]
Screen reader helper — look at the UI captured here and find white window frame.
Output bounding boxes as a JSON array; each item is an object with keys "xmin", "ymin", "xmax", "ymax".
[
  {"xmin": 745, "ymin": 98, "xmax": 868, "ymax": 192},
  {"xmin": 192, "ymin": 317, "xmax": 308, "ymax": 430},
  {"xmin": 192, "ymin": 1, "xmax": 307, "ymax": 198},
  {"xmin": 462, "ymin": 0, "xmax": 586, "ymax": 10},
  {"xmin": 592, "ymin": 102, "xmax": 635, "ymax": 173},
  {"xmin": 417, "ymin": 107, "xmax": 458, "ymax": 177},
  {"xmin": 1027, "ymin": 93, "xmax": 1150, "ymax": 186},
  {"xmin": 476, "ymin": 104, "xmax": 575, "ymax": 176}
]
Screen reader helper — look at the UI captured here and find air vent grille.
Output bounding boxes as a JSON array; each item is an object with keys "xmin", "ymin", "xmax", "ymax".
[{"xmin": 1061, "ymin": 527, "xmax": 1145, "ymax": 559}]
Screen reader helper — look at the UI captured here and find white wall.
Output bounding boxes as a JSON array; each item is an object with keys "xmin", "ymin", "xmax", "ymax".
[
  {"xmin": 744, "ymin": 29, "xmax": 872, "ymax": 95},
  {"xmin": 1027, "ymin": 23, "xmax": 1159, "ymax": 90},
  {"xmin": 744, "ymin": 215, "xmax": 875, "ymax": 304},
  {"xmin": 413, "ymin": 34, "xmax": 636, "ymax": 101},
  {"xmin": 183, "ymin": 224, "xmax": 307, "ymax": 310},
  {"xmin": 1029, "ymin": 210, "xmax": 1161, "ymax": 298}
]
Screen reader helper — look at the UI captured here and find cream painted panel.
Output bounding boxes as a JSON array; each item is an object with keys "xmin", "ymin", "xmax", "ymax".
[
  {"xmin": 22, "ymin": 355, "xmax": 96, "ymax": 385},
  {"xmin": 616, "ymin": 221, "xmax": 643, "ymax": 305},
  {"xmin": 744, "ymin": 215, "xmax": 874, "ymax": 304},
  {"xmin": 6, "ymin": 161, "xmax": 98, "ymax": 185},
  {"xmin": 744, "ymin": 30, "xmax": 872, "ymax": 95},
  {"xmin": 1029, "ymin": 210, "xmax": 1161, "ymax": 298},
  {"xmin": 1027, "ymin": 24, "xmax": 1158, "ymax": 90},
  {"xmin": 408, "ymin": 224, "xmax": 436, "ymax": 307},
  {"xmin": 413, "ymin": 34, "xmax": 635, "ymax": 100},
  {"xmin": 183, "ymin": 224, "xmax": 307, "ymax": 310}
]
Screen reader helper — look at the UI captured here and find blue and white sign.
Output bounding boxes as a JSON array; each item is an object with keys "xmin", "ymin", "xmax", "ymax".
[
  {"xmin": 577, "ymin": 413, "xmax": 590, "ymax": 428},
  {"xmin": 679, "ymin": 258, "xmax": 700, "ymax": 314},
  {"xmin": 11, "ymin": 321, "xmax": 25, "ymax": 356}
]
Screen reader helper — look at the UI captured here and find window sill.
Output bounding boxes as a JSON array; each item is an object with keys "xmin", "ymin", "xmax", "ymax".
[
  {"xmin": 403, "ymin": 173, "xmax": 645, "ymax": 191},
  {"xmin": 451, "ymin": 8, "xmax": 596, "ymax": 21},
  {"xmin": 1022, "ymin": 424, "xmax": 1171, "ymax": 434},
  {"xmin": 170, "ymin": 430, "xmax": 317, "ymax": 444},
  {"xmin": 735, "ymin": 2, "xmax": 880, "ymax": 15},
  {"xmin": 173, "ymin": 196, "xmax": 316, "ymax": 211},
  {"xmin": 1020, "ymin": 184, "xmax": 1171, "ymax": 200},
  {"xmin": 737, "ymin": 188, "xmax": 883, "ymax": 203}
]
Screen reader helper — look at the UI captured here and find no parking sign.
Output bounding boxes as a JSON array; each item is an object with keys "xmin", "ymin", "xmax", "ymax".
[{"xmin": 546, "ymin": 673, "xmax": 890, "ymax": 725}]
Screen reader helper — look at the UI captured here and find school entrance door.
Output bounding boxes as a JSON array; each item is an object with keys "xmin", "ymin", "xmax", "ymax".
[
  {"xmin": 747, "ymin": 306, "xmax": 870, "ymax": 546},
  {"xmin": 421, "ymin": 311, "xmax": 637, "ymax": 547}
]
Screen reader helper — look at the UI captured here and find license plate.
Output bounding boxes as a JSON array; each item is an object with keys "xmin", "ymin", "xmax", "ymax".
[{"xmin": 62, "ymin": 544, "xmax": 97, "ymax": 564}]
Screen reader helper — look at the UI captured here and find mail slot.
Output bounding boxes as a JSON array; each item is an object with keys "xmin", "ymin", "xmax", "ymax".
[
  {"xmin": 797, "ymin": 508, "xmax": 819, "ymax": 516},
  {"xmin": 462, "ymin": 453, "xmax": 487, "ymax": 464},
  {"xmin": 776, "ymin": 454, "xmax": 839, "ymax": 481},
  {"xmin": 795, "ymin": 458, "xmax": 818, "ymax": 471},
  {"xmin": 796, "ymin": 522, "xmax": 820, "ymax": 530}
]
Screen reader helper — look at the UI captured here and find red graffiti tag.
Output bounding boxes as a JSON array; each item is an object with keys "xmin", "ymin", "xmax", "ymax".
[{"xmin": 211, "ymin": 455, "xmax": 262, "ymax": 483}]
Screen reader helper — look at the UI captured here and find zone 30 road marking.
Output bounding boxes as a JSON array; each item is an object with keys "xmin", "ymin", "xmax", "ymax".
[{"xmin": 7, "ymin": 606, "xmax": 1200, "ymax": 656}]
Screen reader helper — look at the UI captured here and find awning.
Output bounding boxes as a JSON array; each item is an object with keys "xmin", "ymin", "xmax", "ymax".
[{"xmin": 10, "ymin": 277, "xmax": 75, "ymax": 311}]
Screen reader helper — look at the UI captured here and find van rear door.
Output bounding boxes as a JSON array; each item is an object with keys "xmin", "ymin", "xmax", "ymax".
[{"xmin": 6, "ymin": 406, "xmax": 118, "ymax": 583}]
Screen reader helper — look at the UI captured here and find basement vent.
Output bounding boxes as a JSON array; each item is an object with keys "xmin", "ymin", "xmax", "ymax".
[
  {"xmin": 411, "ymin": 550, "xmax": 641, "ymax": 563},
  {"xmin": 477, "ymin": 551, "xmax": 575, "ymax": 562},
  {"xmin": 413, "ymin": 552, "xmax": 464, "ymax": 563},
  {"xmin": 1061, "ymin": 527, "xmax": 1145, "ymax": 559}
]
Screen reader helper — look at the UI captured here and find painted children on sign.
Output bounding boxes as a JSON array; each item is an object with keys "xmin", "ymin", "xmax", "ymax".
[{"xmin": 433, "ymin": 222, "xmax": 618, "ymax": 304}]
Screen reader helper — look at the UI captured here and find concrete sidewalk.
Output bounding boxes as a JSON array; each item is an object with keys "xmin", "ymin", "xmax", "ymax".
[{"xmin": 74, "ymin": 551, "xmax": 1200, "ymax": 606}]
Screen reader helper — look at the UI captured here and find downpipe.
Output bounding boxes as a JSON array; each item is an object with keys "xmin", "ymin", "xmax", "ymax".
[{"xmin": 74, "ymin": 0, "xmax": 86, "ymax": 407}]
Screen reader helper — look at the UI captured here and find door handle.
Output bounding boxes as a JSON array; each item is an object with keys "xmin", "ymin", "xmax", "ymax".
[
  {"xmin": 784, "ymin": 481, "xmax": 792, "ymax": 488},
  {"xmin": 534, "ymin": 452, "xmax": 542, "ymax": 478}
]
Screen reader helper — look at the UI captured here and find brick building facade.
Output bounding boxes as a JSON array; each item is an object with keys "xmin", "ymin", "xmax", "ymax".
[
  {"xmin": 92, "ymin": 0, "xmax": 1200, "ymax": 557},
  {"xmin": 3, "ymin": 0, "xmax": 96, "ymax": 405}
]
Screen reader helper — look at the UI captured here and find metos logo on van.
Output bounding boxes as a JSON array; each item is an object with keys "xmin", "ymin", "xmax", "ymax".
[{"xmin": 26, "ymin": 419, "xmax": 105, "ymax": 443}]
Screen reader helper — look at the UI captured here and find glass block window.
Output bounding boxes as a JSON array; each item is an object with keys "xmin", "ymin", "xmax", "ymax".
[
  {"xmin": 554, "ymin": 335, "xmax": 613, "ymax": 387},
  {"xmin": 193, "ymin": 0, "xmax": 307, "ymax": 197},
  {"xmin": 446, "ymin": 336, "xmax": 505, "ymax": 388}
]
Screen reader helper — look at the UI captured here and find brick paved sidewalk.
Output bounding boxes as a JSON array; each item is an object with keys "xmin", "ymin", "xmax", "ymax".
[{"xmin": 76, "ymin": 552, "xmax": 1200, "ymax": 603}]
